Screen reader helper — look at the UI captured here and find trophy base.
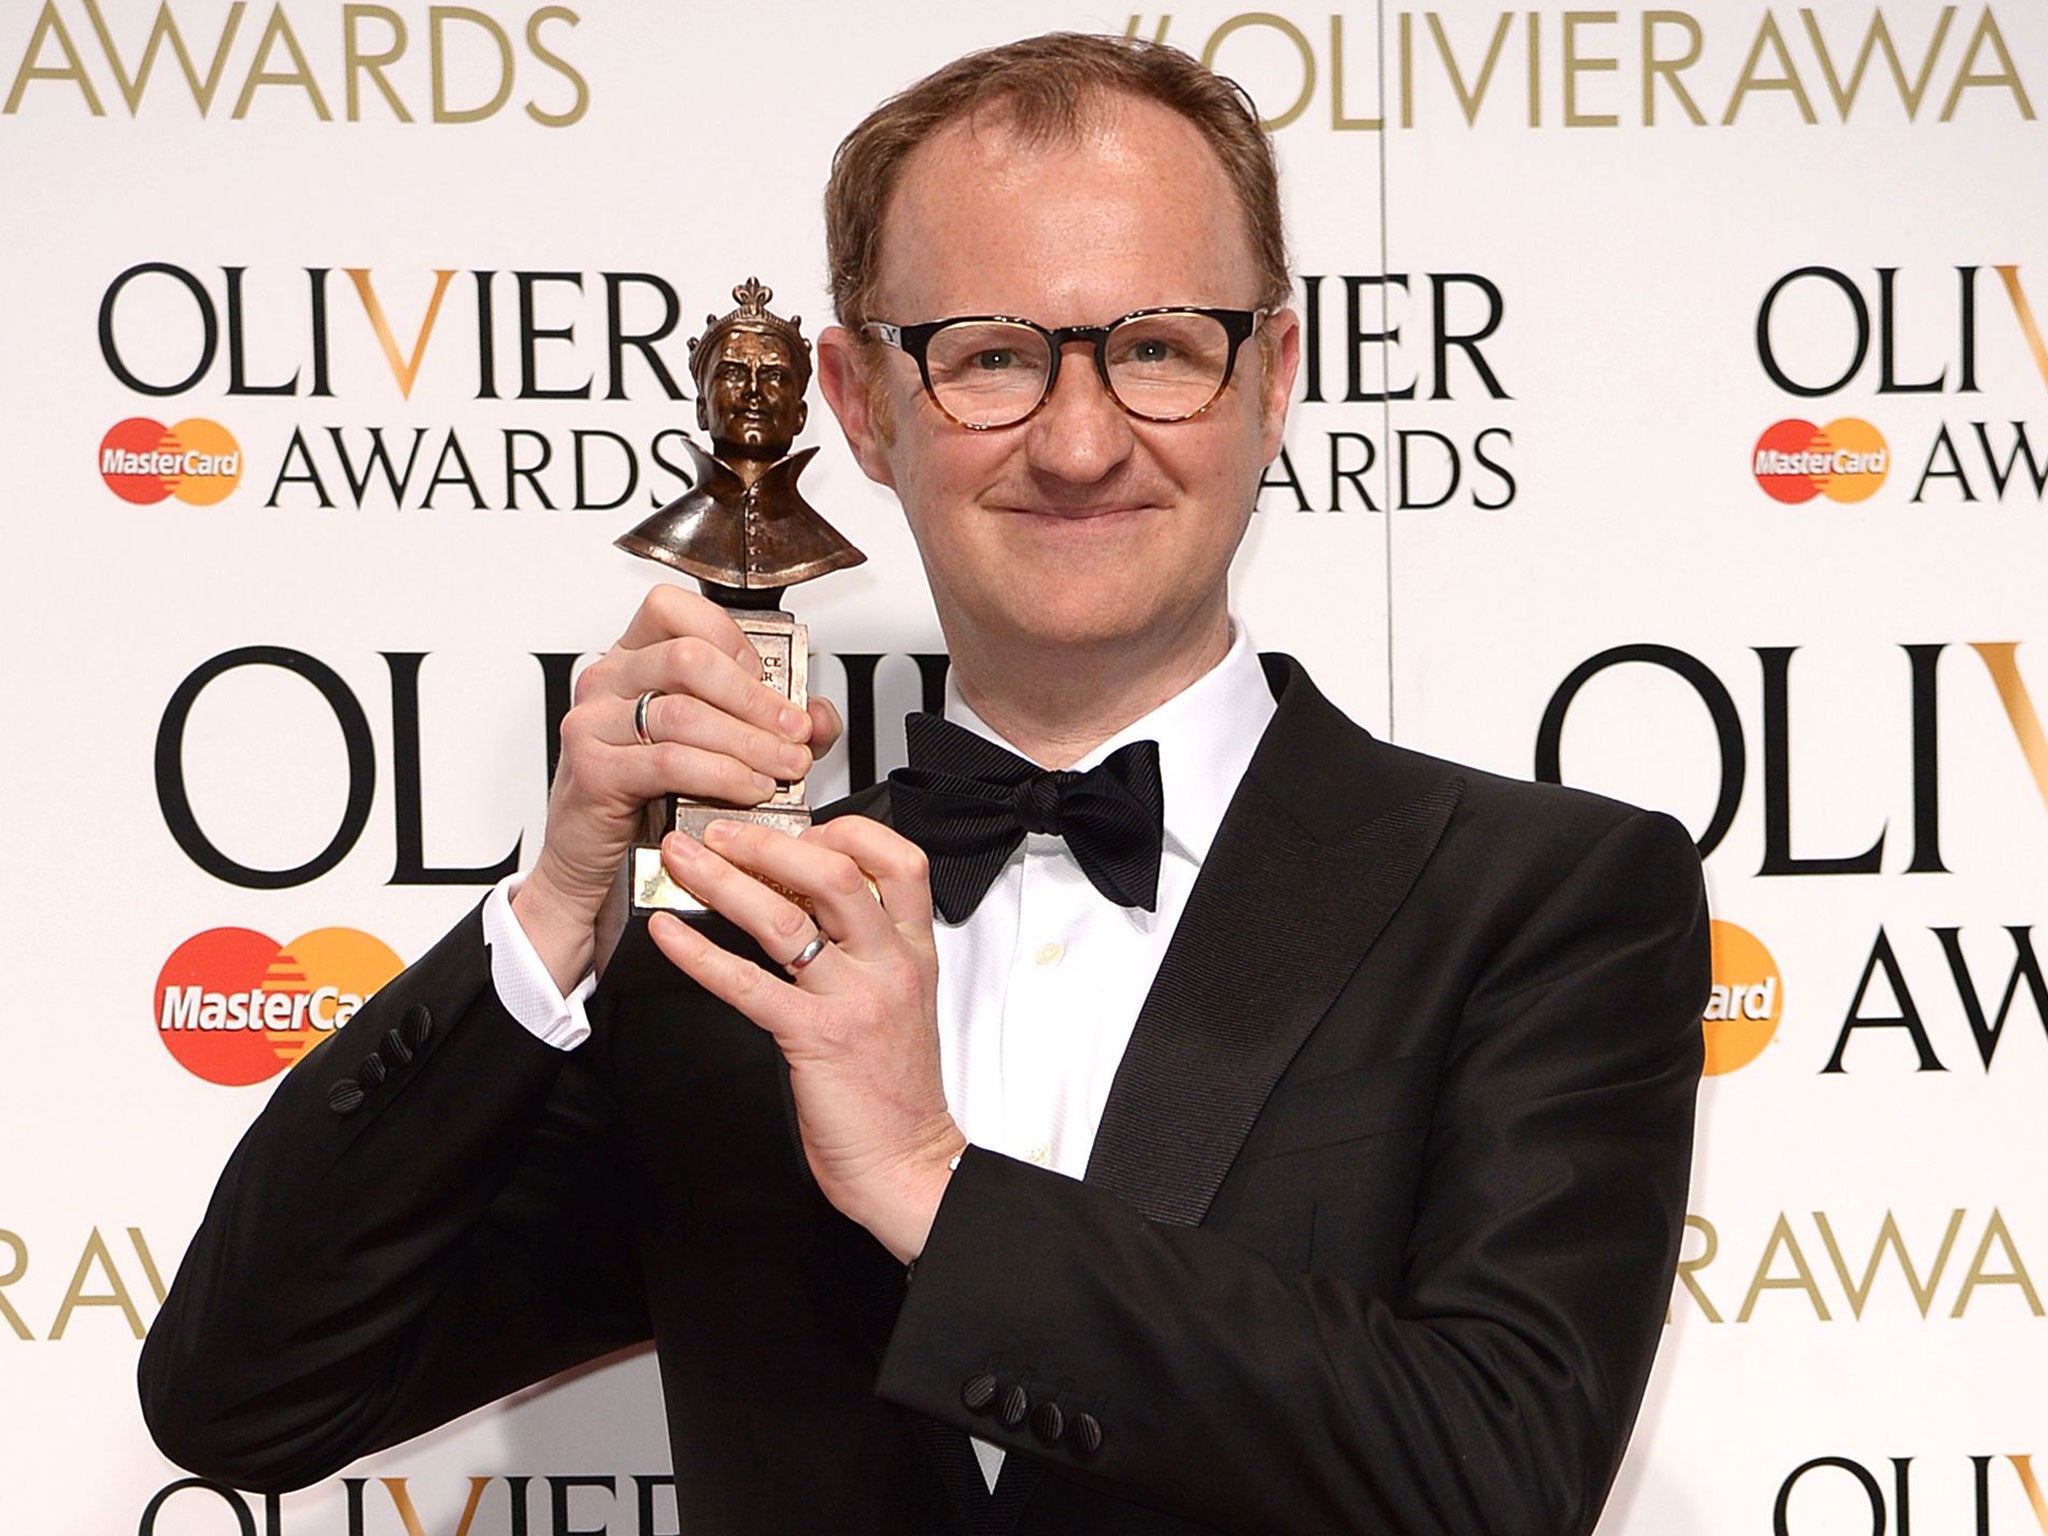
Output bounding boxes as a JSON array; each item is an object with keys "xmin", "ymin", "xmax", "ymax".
[{"xmin": 591, "ymin": 605, "xmax": 812, "ymax": 996}]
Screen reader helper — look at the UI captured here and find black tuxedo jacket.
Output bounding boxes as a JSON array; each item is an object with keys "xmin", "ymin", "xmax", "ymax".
[{"xmin": 141, "ymin": 656, "xmax": 1708, "ymax": 1536}]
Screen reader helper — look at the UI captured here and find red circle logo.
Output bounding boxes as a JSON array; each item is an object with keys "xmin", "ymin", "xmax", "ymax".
[
  {"xmin": 154, "ymin": 927, "xmax": 405, "ymax": 1085},
  {"xmin": 1753, "ymin": 418, "xmax": 1888, "ymax": 504},
  {"xmin": 100, "ymin": 417, "xmax": 242, "ymax": 505}
]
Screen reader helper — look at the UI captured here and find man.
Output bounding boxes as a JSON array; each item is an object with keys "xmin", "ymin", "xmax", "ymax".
[{"xmin": 141, "ymin": 32, "xmax": 1708, "ymax": 1536}]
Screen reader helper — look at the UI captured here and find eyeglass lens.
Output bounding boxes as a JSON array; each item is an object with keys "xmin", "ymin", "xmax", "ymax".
[{"xmin": 922, "ymin": 311, "xmax": 1235, "ymax": 427}]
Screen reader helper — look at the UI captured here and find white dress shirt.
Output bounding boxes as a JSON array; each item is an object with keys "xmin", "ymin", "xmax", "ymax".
[{"xmin": 479, "ymin": 622, "xmax": 1277, "ymax": 1489}]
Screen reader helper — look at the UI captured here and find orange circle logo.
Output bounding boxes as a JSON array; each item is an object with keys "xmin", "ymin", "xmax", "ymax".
[
  {"xmin": 154, "ymin": 927, "xmax": 404, "ymax": 1086},
  {"xmin": 1753, "ymin": 418, "xmax": 1888, "ymax": 504},
  {"xmin": 1702, "ymin": 920, "xmax": 1783, "ymax": 1075},
  {"xmin": 100, "ymin": 416, "xmax": 242, "ymax": 505}
]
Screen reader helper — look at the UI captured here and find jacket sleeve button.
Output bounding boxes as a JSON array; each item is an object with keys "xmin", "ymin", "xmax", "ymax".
[
  {"xmin": 961, "ymin": 1372, "xmax": 999, "ymax": 1412},
  {"xmin": 997, "ymin": 1383, "xmax": 1029, "ymax": 1429},
  {"xmin": 1069, "ymin": 1413, "xmax": 1103, "ymax": 1458},
  {"xmin": 380, "ymin": 1028, "xmax": 414, "ymax": 1068},
  {"xmin": 357, "ymin": 1054, "xmax": 388, "ymax": 1088},
  {"xmin": 327, "ymin": 1080, "xmax": 366, "ymax": 1114},
  {"xmin": 1030, "ymin": 1399, "xmax": 1065, "ymax": 1444},
  {"xmin": 400, "ymin": 1002, "xmax": 433, "ymax": 1050}
]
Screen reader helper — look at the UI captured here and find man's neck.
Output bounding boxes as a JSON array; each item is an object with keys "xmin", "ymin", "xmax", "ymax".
[{"xmin": 945, "ymin": 609, "xmax": 1233, "ymax": 769}]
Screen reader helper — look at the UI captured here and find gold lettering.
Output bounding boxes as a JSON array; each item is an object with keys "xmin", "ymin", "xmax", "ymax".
[
  {"xmin": 1951, "ymin": 1207, "xmax": 2044, "ymax": 1317},
  {"xmin": 1722, "ymin": 11, "xmax": 1818, "ymax": 125},
  {"xmin": 1801, "ymin": 5, "xmax": 1954, "ymax": 122},
  {"xmin": 1674, "ymin": 1213, "xmax": 1723, "ymax": 1323},
  {"xmin": 1562, "ymin": 11, "xmax": 1618, "ymax": 127},
  {"xmin": 1813, "ymin": 1209, "xmax": 1964, "ymax": 1319},
  {"xmin": 0, "ymin": 1230, "xmax": 30, "ymax": 1340},
  {"xmin": 1993, "ymin": 266, "xmax": 2048, "ymax": 394},
  {"xmin": 82, "ymin": 0, "xmax": 245, "ymax": 116},
  {"xmin": 48, "ymin": 1226, "xmax": 147, "ymax": 1340},
  {"xmin": 1969, "ymin": 642, "xmax": 2048, "ymax": 814},
  {"xmin": 1426, "ymin": 12, "xmax": 1514, "ymax": 127},
  {"xmin": 2009, "ymin": 1456, "xmax": 2048, "ymax": 1534},
  {"xmin": 1201, "ymin": 13, "xmax": 1314, "ymax": 131},
  {"xmin": 381, "ymin": 1476, "xmax": 493, "ymax": 1536},
  {"xmin": 430, "ymin": 4, "xmax": 512, "ymax": 124},
  {"xmin": 344, "ymin": 4, "xmax": 412, "ymax": 122},
  {"xmin": 231, "ymin": 4, "xmax": 333, "ymax": 121},
  {"xmin": 4, "ymin": 3, "xmax": 105, "ymax": 115},
  {"xmin": 1642, "ymin": 11, "xmax": 1705, "ymax": 126},
  {"xmin": 523, "ymin": 6, "xmax": 586, "ymax": 128},
  {"xmin": 1737, "ymin": 1212, "xmax": 1831, "ymax": 1321},
  {"xmin": 128, "ymin": 1227, "xmax": 167, "ymax": 1305},
  {"xmin": 1939, "ymin": 7, "xmax": 2035, "ymax": 121},
  {"xmin": 346, "ymin": 268, "xmax": 458, "ymax": 399},
  {"xmin": 1526, "ymin": 9, "xmax": 1541, "ymax": 126},
  {"xmin": 1122, "ymin": 14, "xmax": 1174, "ymax": 46}
]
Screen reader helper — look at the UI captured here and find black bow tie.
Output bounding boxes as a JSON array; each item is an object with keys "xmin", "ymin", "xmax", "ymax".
[{"xmin": 888, "ymin": 713, "xmax": 1165, "ymax": 924}]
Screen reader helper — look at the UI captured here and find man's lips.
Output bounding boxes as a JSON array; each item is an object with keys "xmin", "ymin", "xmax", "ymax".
[{"xmin": 994, "ymin": 502, "xmax": 1156, "ymax": 521}]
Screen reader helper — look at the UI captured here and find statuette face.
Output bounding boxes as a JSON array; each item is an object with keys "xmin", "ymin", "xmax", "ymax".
[{"xmin": 698, "ymin": 328, "xmax": 808, "ymax": 460}]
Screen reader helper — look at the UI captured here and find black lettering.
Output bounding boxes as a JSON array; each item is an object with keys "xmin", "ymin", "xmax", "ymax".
[
  {"xmin": 224, "ymin": 265, "xmax": 298, "ymax": 395},
  {"xmin": 647, "ymin": 428, "xmax": 694, "ymax": 504},
  {"xmin": 1758, "ymin": 266, "xmax": 1868, "ymax": 397},
  {"xmin": 1429, "ymin": 272, "xmax": 1508, "ymax": 399},
  {"xmin": 1257, "ymin": 445, "xmax": 1312, "ymax": 511},
  {"xmin": 505, "ymin": 428, "xmax": 556, "ymax": 509},
  {"xmin": 1934, "ymin": 926, "xmax": 2048, "ymax": 1068},
  {"xmin": 420, "ymin": 431, "xmax": 485, "ymax": 509},
  {"xmin": 139, "ymin": 1480, "xmax": 257, "ymax": 1536},
  {"xmin": 384, "ymin": 653, "xmax": 521, "ymax": 885},
  {"xmin": 1396, "ymin": 428, "xmax": 1459, "ymax": 509},
  {"xmin": 1823, "ymin": 928, "xmax": 1945, "ymax": 1072},
  {"xmin": 517, "ymin": 270, "xmax": 591, "ymax": 399},
  {"xmin": 155, "ymin": 647, "xmax": 374, "ymax": 888},
  {"xmin": 326, "ymin": 426, "xmax": 427, "ymax": 506},
  {"xmin": 99, "ymin": 262, "xmax": 215, "ymax": 396},
  {"xmin": 1972, "ymin": 421, "xmax": 2048, "ymax": 498},
  {"xmin": 1877, "ymin": 267, "xmax": 1945, "ymax": 393},
  {"xmin": 307, "ymin": 267, "xmax": 333, "ymax": 397},
  {"xmin": 633, "ymin": 1474, "xmax": 680, "ymax": 1536},
  {"xmin": 476, "ymin": 269, "xmax": 499, "ymax": 399},
  {"xmin": 1904, "ymin": 644, "xmax": 1947, "ymax": 873},
  {"xmin": 1535, "ymin": 644, "xmax": 1744, "ymax": 857},
  {"xmin": 836, "ymin": 654, "xmax": 885, "ymax": 794},
  {"xmin": 1345, "ymin": 273, "xmax": 1414, "ymax": 402},
  {"xmin": 1773, "ymin": 1457, "xmax": 1885, "ymax": 1536},
  {"xmin": 1326, "ymin": 430, "xmax": 1377, "ymax": 511},
  {"xmin": 1471, "ymin": 426, "xmax": 1516, "ymax": 509},
  {"xmin": 604, "ymin": 272, "xmax": 685, "ymax": 400},
  {"xmin": 1911, "ymin": 423, "xmax": 1978, "ymax": 501},
  {"xmin": 1757, "ymin": 646, "xmax": 1885, "ymax": 875},
  {"xmin": 572, "ymin": 428, "xmax": 638, "ymax": 510},
  {"xmin": 1299, "ymin": 273, "xmax": 1326, "ymax": 402},
  {"xmin": 550, "ymin": 1474, "xmax": 615, "ymax": 1536},
  {"xmin": 266, "ymin": 426, "xmax": 335, "ymax": 508}
]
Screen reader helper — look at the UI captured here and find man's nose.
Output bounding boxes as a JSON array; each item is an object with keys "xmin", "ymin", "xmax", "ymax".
[{"xmin": 1024, "ymin": 342, "xmax": 1134, "ymax": 482}]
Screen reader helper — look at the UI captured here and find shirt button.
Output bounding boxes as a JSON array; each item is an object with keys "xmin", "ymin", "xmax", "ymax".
[
  {"xmin": 1026, "ymin": 1143, "xmax": 1051, "ymax": 1166},
  {"xmin": 1034, "ymin": 941, "xmax": 1064, "ymax": 967}
]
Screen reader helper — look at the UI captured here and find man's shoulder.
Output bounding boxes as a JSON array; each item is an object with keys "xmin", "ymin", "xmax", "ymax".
[{"xmin": 1258, "ymin": 652, "xmax": 1697, "ymax": 873}]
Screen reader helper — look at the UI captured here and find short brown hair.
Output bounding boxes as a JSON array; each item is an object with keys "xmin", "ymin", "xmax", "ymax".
[{"xmin": 823, "ymin": 32, "xmax": 1290, "ymax": 331}]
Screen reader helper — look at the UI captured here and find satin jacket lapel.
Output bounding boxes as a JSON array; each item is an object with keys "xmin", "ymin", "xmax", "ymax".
[{"xmin": 1083, "ymin": 654, "xmax": 1461, "ymax": 1227}]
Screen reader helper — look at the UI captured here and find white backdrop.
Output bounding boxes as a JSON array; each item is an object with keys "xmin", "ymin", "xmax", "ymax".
[{"xmin": 4, "ymin": 3, "xmax": 2045, "ymax": 1531}]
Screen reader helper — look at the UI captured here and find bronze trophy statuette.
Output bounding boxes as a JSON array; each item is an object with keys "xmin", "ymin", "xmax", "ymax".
[{"xmin": 595, "ymin": 278, "xmax": 865, "ymax": 987}]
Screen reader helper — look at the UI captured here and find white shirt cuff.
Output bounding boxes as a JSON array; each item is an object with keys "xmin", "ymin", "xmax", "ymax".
[{"xmin": 482, "ymin": 874, "xmax": 595, "ymax": 1050}]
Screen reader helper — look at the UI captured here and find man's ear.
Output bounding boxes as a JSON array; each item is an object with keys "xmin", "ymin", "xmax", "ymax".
[
  {"xmin": 817, "ymin": 325, "xmax": 897, "ymax": 488},
  {"xmin": 1258, "ymin": 308, "xmax": 1302, "ymax": 466}
]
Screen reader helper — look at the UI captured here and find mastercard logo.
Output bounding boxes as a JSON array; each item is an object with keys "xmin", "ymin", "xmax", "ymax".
[
  {"xmin": 99, "ymin": 416, "xmax": 242, "ymax": 505},
  {"xmin": 1753, "ymin": 418, "xmax": 1888, "ymax": 504},
  {"xmin": 154, "ymin": 926, "xmax": 404, "ymax": 1086},
  {"xmin": 1701, "ymin": 920, "xmax": 1783, "ymax": 1076}
]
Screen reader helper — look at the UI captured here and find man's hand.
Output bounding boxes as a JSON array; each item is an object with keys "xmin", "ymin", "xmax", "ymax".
[
  {"xmin": 512, "ymin": 584, "xmax": 840, "ymax": 993},
  {"xmin": 648, "ymin": 815, "xmax": 965, "ymax": 1264}
]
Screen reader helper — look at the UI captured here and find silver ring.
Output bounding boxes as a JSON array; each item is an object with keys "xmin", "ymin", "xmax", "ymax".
[
  {"xmin": 784, "ymin": 933, "xmax": 828, "ymax": 974},
  {"xmin": 633, "ymin": 689, "xmax": 660, "ymax": 747}
]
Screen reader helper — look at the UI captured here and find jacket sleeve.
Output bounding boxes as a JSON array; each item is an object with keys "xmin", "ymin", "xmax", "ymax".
[
  {"xmin": 138, "ymin": 903, "xmax": 651, "ymax": 1494},
  {"xmin": 875, "ymin": 807, "xmax": 1708, "ymax": 1536}
]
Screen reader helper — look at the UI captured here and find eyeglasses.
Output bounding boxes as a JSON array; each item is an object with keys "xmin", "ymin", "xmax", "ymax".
[{"xmin": 863, "ymin": 306, "xmax": 1268, "ymax": 431}]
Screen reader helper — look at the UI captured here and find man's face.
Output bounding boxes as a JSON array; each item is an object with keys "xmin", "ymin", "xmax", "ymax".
[
  {"xmin": 699, "ymin": 329, "xmax": 808, "ymax": 457},
  {"xmin": 824, "ymin": 94, "xmax": 1298, "ymax": 672}
]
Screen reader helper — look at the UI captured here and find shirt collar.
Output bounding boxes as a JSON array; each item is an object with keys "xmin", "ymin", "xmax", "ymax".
[{"xmin": 942, "ymin": 620, "xmax": 1276, "ymax": 868}]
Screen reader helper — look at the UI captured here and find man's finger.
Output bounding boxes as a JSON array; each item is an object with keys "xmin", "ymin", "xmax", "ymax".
[
  {"xmin": 615, "ymin": 583, "xmax": 757, "ymax": 670},
  {"xmin": 696, "ymin": 821, "xmax": 898, "ymax": 954},
  {"xmin": 647, "ymin": 911, "xmax": 806, "ymax": 1033},
  {"xmin": 600, "ymin": 691, "xmax": 814, "ymax": 784},
  {"xmin": 803, "ymin": 816, "xmax": 935, "ymax": 934},
  {"xmin": 662, "ymin": 830, "xmax": 835, "ymax": 964}
]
